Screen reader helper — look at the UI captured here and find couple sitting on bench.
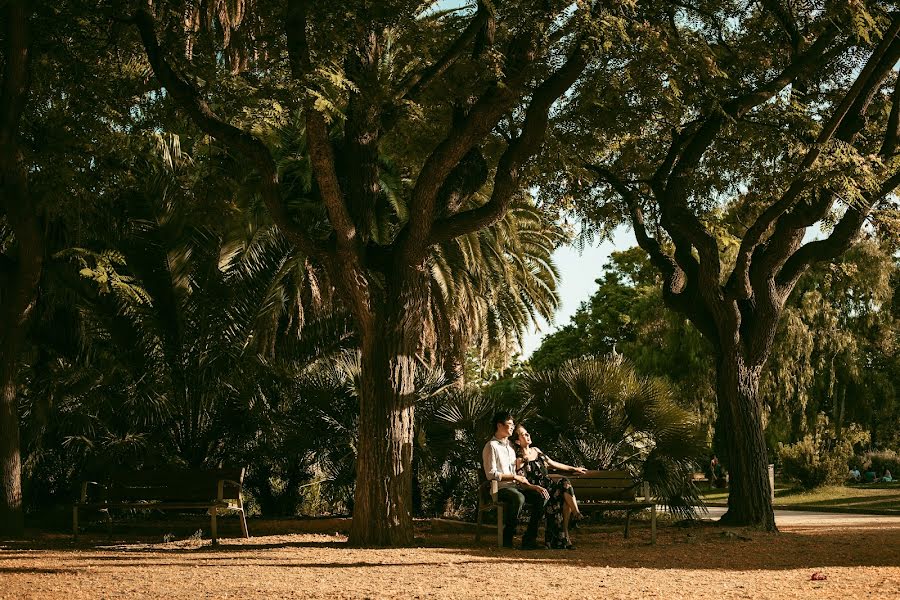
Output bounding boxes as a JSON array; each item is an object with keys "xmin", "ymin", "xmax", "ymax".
[{"xmin": 482, "ymin": 411, "xmax": 587, "ymax": 549}]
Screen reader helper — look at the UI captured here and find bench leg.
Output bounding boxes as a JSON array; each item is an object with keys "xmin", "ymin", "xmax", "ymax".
[
  {"xmin": 104, "ymin": 509, "xmax": 112, "ymax": 538},
  {"xmin": 624, "ymin": 511, "xmax": 631, "ymax": 538},
  {"xmin": 239, "ymin": 509, "xmax": 249, "ymax": 539},
  {"xmin": 651, "ymin": 505, "xmax": 657, "ymax": 545},
  {"xmin": 210, "ymin": 507, "xmax": 218, "ymax": 545},
  {"xmin": 72, "ymin": 506, "xmax": 79, "ymax": 537},
  {"xmin": 496, "ymin": 505, "xmax": 504, "ymax": 548}
]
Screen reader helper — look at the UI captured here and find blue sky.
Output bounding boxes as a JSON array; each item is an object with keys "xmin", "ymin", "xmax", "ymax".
[{"xmin": 520, "ymin": 225, "xmax": 634, "ymax": 357}]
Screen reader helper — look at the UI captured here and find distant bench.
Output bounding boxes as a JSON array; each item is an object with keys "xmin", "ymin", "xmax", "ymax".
[
  {"xmin": 73, "ymin": 467, "xmax": 250, "ymax": 544},
  {"xmin": 476, "ymin": 469, "xmax": 656, "ymax": 546},
  {"xmin": 565, "ymin": 470, "xmax": 657, "ymax": 544}
]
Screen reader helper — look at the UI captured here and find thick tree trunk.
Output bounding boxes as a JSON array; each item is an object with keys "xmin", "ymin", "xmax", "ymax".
[
  {"xmin": 0, "ymin": 0, "xmax": 35, "ymax": 539},
  {"xmin": 716, "ymin": 351, "xmax": 776, "ymax": 531},
  {"xmin": 348, "ymin": 309, "xmax": 418, "ymax": 546},
  {"xmin": 0, "ymin": 247, "xmax": 42, "ymax": 538},
  {"xmin": 0, "ymin": 360, "xmax": 24, "ymax": 538}
]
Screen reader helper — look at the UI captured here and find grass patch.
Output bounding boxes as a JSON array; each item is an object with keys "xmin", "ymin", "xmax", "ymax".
[{"xmin": 698, "ymin": 483, "xmax": 900, "ymax": 513}]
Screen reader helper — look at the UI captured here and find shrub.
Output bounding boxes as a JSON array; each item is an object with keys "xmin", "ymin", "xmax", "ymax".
[
  {"xmin": 777, "ymin": 415, "xmax": 861, "ymax": 489},
  {"xmin": 864, "ymin": 450, "xmax": 900, "ymax": 476}
]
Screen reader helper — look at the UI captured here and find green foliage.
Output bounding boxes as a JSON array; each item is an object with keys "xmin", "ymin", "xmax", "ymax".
[
  {"xmin": 521, "ymin": 355, "xmax": 708, "ymax": 518},
  {"xmin": 860, "ymin": 450, "xmax": 900, "ymax": 476},
  {"xmin": 529, "ymin": 247, "xmax": 716, "ymax": 432},
  {"xmin": 777, "ymin": 415, "xmax": 867, "ymax": 489},
  {"xmin": 763, "ymin": 241, "xmax": 899, "ymax": 451},
  {"xmin": 416, "ymin": 387, "xmax": 512, "ymax": 518}
]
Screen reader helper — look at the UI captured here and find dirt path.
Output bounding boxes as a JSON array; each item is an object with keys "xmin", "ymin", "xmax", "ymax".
[
  {"xmin": 1, "ymin": 522, "xmax": 898, "ymax": 599},
  {"xmin": 704, "ymin": 506, "xmax": 900, "ymax": 526}
]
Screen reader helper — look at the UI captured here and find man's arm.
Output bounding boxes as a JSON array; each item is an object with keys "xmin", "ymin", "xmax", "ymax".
[{"xmin": 482, "ymin": 441, "xmax": 503, "ymax": 481}]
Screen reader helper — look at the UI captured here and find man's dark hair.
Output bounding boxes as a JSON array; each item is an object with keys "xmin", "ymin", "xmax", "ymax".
[{"xmin": 491, "ymin": 411, "xmax": 513, "ymax": 433}]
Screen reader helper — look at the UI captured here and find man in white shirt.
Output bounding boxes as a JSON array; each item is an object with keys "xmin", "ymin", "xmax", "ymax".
[{"xmin": 482, "ymin": 411, "xmax": 547, "ymax": 549}]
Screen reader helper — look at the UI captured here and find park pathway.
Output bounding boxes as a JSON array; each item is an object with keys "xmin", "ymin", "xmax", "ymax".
[{"xmin": 702, "ymin": 505, "xmax": 900, "ymax": 526}]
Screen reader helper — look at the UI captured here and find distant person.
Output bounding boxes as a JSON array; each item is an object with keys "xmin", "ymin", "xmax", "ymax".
[
  {"xmin": 710, "ymin": 455, "xmax": 727, "ymax": 488},
  {"xmin": 512, "ymin": 423, "xmax": 587, "ymax": 549},
  {"xmin": 482, "ymin": 411, "xmax": 547, "ymax": 549},
  {"xmin": 883, "ymin": 469, "xmax": 894, "ymax": 483},
  {"xmin": 864, "ymin": 470, "xmax": 878, "ymax": 483},
  {"xmin": 848, "ymin": 467, "xmax": 861, "ymax": 482}
]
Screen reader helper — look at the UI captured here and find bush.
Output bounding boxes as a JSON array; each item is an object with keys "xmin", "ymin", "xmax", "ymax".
[
  {"xmin": 777, "ymin": 415, "xmax": 862, "ymax": 489},
  {"xmin": 864, "ymin": 450, "xmax": 900, "ymax": 476}
]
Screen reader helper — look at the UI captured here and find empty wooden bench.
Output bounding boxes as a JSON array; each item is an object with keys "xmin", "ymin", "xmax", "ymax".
[
  {"xmin": 567, "ymin": 470, "xmax": 657, "ymax": 544},
  {"xmin": 73, "ymin": 467, "xmax": 250, "ymax": 544}
]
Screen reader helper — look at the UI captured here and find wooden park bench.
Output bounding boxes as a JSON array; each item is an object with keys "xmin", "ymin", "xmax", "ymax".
[
  {"xmin": 568, "ymin": 470, "xmax": 656, "ymax": 544},
  {"xmin": 476, "ymin": 469, "xmax": 657, "ymax": 546},
  {"xmin": 73, "ymin": 467, "xmax": 250, "ymax": 544}
]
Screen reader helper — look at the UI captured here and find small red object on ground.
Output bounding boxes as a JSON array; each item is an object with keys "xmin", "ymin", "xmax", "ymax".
[{"xmin": 811, "ymin": 572, "xmax": 827, "ymax": 581}]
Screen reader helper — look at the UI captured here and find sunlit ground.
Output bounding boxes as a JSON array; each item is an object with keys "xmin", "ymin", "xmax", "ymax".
[
  {"xmin": 1, "ymin": 519, "xmax": 898, "ymax": 599},
  {"xmin": 699, "ymin": 483, "xmax": 900, "ymax": 513}
]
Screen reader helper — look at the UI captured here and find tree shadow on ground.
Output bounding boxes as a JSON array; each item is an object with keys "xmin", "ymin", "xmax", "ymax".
[{"xmin": 2, "ymin": 521, "xmax": 899, "ymax": 571}]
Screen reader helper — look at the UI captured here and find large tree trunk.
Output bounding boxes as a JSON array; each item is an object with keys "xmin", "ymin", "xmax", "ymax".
[
  {"xmin": 0, "ymin": 0, "xmax": 36, "ymax": 539},
  {"xmin": 348, "ymin": 304, "xmax": 418, "ymax": 546},
  {"xmin": 0, "ymin": 356, "xmax": 25, "ymax": 538},
  {"xmin": 0, "ymin": 224, "xmax": 41, "ymax": 538},
  {"xmin": 0, "ymin": 233, "xmax": 42, "ymax": 539},
  {"xmin": 716, "ymin": 351, "xmax": 776, "ymax": 531}
]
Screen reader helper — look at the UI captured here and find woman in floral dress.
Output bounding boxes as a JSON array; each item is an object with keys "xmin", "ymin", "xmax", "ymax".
[{"xmin": 513, "ymin": 424, "xmax": 587, "ymax": 549}]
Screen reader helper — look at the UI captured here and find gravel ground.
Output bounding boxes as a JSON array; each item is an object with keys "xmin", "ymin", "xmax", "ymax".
[{"xmin": 1, "ymin": 521, "xmax": 898, "ymax": 599}]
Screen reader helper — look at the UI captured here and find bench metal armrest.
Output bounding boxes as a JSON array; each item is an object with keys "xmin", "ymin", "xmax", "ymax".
[
  {"xmin": 490, "ymin": 479, "xmax": 498, "ymax": 503},
  {"xmin": 217, "ymin": 478, "xmax": 245, "ymax": 502}
]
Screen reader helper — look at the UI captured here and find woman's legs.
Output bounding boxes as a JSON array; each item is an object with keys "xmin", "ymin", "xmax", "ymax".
[{"xmin": 563, "ymin": 489, "xmax": 582, "ymax": 518}]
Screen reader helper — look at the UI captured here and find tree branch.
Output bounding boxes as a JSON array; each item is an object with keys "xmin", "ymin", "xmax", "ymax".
[
  {"xmin": 133, "ymin": 7, "xmax": 323, "ymax": 261},
  {"xmin": 881, "ymin": 71, "xmax": 900, "ymax": 156},
  {"xmin": 777, "ymin": 170, "xmax": 900, "ymax": 288},
  {"xmin": 427, "ymin": 35, "xmax": 592, "ymax": 246},
  {"xmin": 400, "ymin": 8, "xmax": 569, "ymax": 260},
  {"xmin": 584, "ymin": 165, "xmax": 717, "ymax": 343},
  {"xmin": 285, "ymin": 0, "xmax": 359, "ymax": 258},
  {"xmin": 726, "ymin": 17, "xmax": 900, "ymax": 300},
  {"xmin": 587, "ymin": 165, "xmax": 677, "ymax": 282},
  {"xmin": 396, "ymin": 8, "xmax": 490, "ymax": 102},
  {"xmin": 665, "ymin": 22, "xmax": 839, "ymax": 188},
  {"xmin": 760, "ymin": 0, "xmax": 800, "ymax": 54}
]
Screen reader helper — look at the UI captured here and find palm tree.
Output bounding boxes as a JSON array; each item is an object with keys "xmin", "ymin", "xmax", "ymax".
[
  {"xmin": 19, "ymin": 131, "xmax": 353, "ymax": 509},
  {"xmin": 248, "ymin": 114, "xmax": 566, "ymax": 387},
  {"xmin": 427, "ymin": 198, "xmax": 565, "ymax": 386},
  {"xmin": 521, "ymin": 355, "xmax": 707, "ymax": 518}
]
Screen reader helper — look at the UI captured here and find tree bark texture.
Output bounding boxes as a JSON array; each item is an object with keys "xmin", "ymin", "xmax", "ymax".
[
  {"xmin": 0, "ymin": 0, "xmax": 36, "ymax": 539},
  {"xmin": 0, "ymin": 355, "xmax": 26, "ymax": 537},
  {"xmin": 348, "ymin": 294, "xmax": 420, "ymax": 546},
  {"xmin": 715, "ymin": 352, "xmax": 776, "ymax": 530}
]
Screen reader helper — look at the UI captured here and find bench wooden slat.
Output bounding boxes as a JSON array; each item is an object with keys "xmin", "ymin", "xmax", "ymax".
[
  {"xmin": 98, "ymin": 468, "xmax": 244, "ymax": 487},
  {"xmin": 576, "ymin": 489, "xmax": 637, "ymax": 501},
  {"xmin": 580, "ymin": 500, "xmax": 652, "ymax": 508},
  {"xmin": 575, "ymin": 470, "xmax": 631, "ymax": 479},
  {"xmin": 77, "ymin": 501, "xmax": 231, "ymax": 510},
  {"xmin": 568, "ymin": 478, "xmax": 635, "ymax": 488},
  {"xmin": 106, "ymin": 483, "xmax": 242, "ymax": 502}
]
